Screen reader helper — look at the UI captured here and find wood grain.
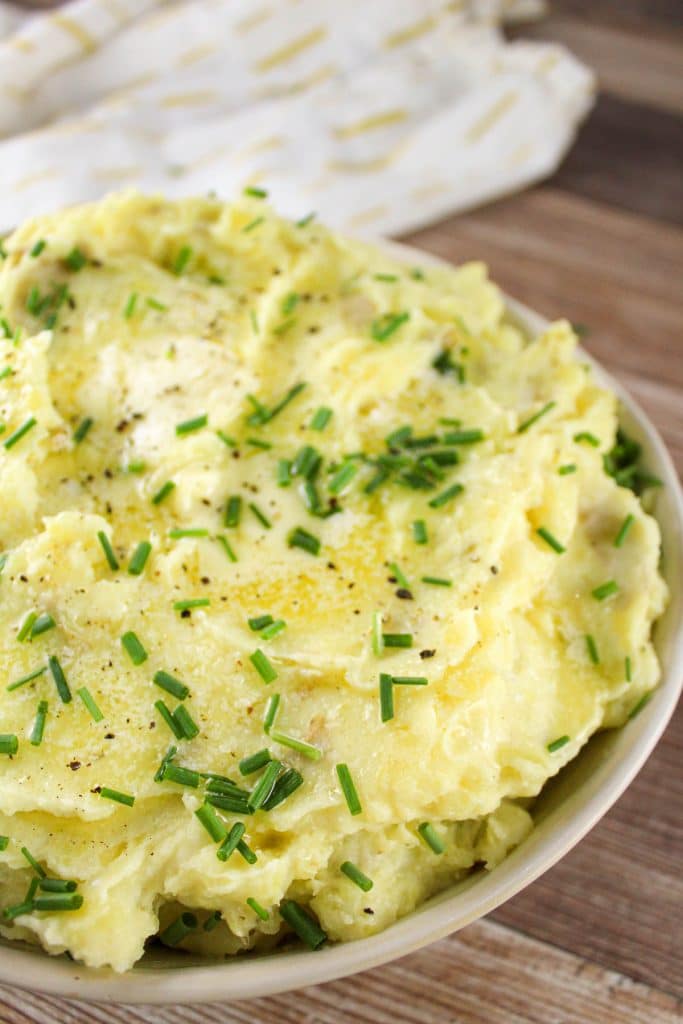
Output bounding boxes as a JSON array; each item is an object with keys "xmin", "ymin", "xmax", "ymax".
[{"xmin": 1, "ymin": 2, "xmax": 682, "ymax": 1021}]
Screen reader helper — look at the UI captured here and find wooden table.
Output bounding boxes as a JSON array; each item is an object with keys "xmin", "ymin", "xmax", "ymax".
[{"xmin": 1, "ymin": 2, "xmax": 681, "ymax": 1021}]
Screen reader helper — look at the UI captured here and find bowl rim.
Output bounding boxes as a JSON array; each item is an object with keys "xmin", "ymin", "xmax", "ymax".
[{"xmin": 0, "ymin": 240, "xmax": 681, "ymax": 1005}]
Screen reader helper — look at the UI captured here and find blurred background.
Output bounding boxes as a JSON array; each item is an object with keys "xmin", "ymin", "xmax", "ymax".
[{"xmin": 0, "ymin": 3, "xmax": 680, "ymax": 1023}]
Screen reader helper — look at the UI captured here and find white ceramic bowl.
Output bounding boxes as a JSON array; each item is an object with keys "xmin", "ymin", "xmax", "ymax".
[{"xmin": 1, "ymin": 244, "xmax": 681, "ymax": 1004}]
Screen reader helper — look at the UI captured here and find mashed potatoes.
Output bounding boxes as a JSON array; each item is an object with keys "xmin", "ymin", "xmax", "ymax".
[{"xmin": 0, "ymin": 193, "xmax": 667, "ymax": 971}]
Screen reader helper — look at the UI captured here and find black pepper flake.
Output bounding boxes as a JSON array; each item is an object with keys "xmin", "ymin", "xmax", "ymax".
[
  {"xmin": 490, "ymin": 565, "xmax": 499, "ymax": 575},
  {"xmin": 396, "ymin": 588, "xmax": 413, "ymax": 600},
  {"xmin": 68, "ymin": 761, "xmax": 81, "ymax": 771},
  {"xmin": 181, "ymin": 609, "xmax": 191, "ymax": 619},
  {"xmin": 420, "ymin": 649, "xmax": 436, "ymax": 660}
]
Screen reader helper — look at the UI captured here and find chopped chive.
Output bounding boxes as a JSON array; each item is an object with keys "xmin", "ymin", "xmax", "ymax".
[
  {"xmin": 217, "ymin": 430, "xmax": 237, "ymax": 448},
  {"xmin": 328, "ymin": 461, "xmax": 358, "ymax": 494},
  {"xmin": 295, "ymin": 212, "xmax": 316, "ymax": 228},
  {"xmin": 217, "ymin": 822, "xmax": 246, "ymax": 862},
  {"xmin": 421, "ymin": 576, "xmax": 452, "ymax": 587},
  {"xmin": 4, "ymin": 417, "xmax": 37, "ymax": 450},
  {"xmin": 0, "ymin": 837, "xmax": 7, "ymax": 851},
  {"xmin": 260, "ymin": 619, "xmax": 286, "ymax": 641},
  {"xmin": 125, "ymin": 459, "xmax": 146, "ymax": 474},
  {"xmin": 249, "ymin": 614, "xmax": 274, "ymax": 632},
  {"xmin": 48, "ymin": 655, "xmax": 71, "ymax": 703},
  {"xmin": 432, "ymin": 349, "xmax": 464, "ymax": 380},
  {"xmin": 386, "ymin": 424, "xmax": 413, "ymax": 448},
  {"xmin": 155, "ymin": 699, "xmax": 184, "ymax": 739},
  {"xmin": 244, "ymin": 186, "xmax": 268, "ymax": 198},
  {"xmin": 592, "ymin": 580, "xmax": 619, "ymax": 601},
  {"xmin": 248, "ymin": 502, "xmax": 271, "ymax": 529},
  {"xmin": 205, "ymin": 791, "xmax": 250, "ymax": 815},
  {"xmin": 428, "ymin": 482, "xmax": 464, "ymax": 508},
  {"xmin": 153, "ymin": 670, "xmax": 189, "ymax": 701},
  {"xmin": 73, "ymin": 417, "xmax": 93, "ymax": 443},
  {"xmin": 160, "ymin": 912, "xmax": 198, "ymax": 946},
  {"xmin": 169, "ymin": 527, "xmax": 209, "ymax": 539},
  {"xmin": 0, "ymin": 734, "xmax": 18, "ymax": 755},
  {"xmin": 628, "ymin": 692, "xmax": 652, "ymax": 719},
  {"xmin": 64, "ymin": 246, "xmax": 87, "ymax": 272},
  {"xmin": 292, "ymin": 445, "xmax": 321, "ymax": 480},
  {"xmin": 340, "ymin": 861, "xmax": 373, "ymax": 892},
  {"xmin": 614, "ymin": 514, "xmax": 635, "ymax": 548},
  {"xmin": 38, "ymin": 878, "xmax": 77, "ymax": 893},
  {"xmin": 279, "ymin": 900, "xmax": 327, "ymax": 950},
  {"xmin": 382, "ymin": 633, "xmax": 412, "ymax": 648},
  {"xmin": 0, "ymin": 366, "xmax": 12, "ymax": 380},
  {"xmin": 17, "ymin": 611, "xmax": 38, "ymax": 642},
  {"xmin": 364, "ymin": 465, "xmax": 390, "ymax": 495},
  {"xmin": 173, "ymin": 598, "xmax": 210, "ymax": 611},
  {"xmin": 225, "ymin": 495, "xmax": 242, "ymax": 527},
  {"xmin": 442, "ymin": 429, "xmax": 484, "ymax": 445},
  {"xmin": 33, "ymin": 892, "xmax": 83, "ymax": 912},
  {"xmin": 123, "ymin": 292, "xmax": 138, "ymax": 318},
  {"xmin": 263, "ymin": 693, "xmax": 280, "ymax": 734},
  {"xmin": 388, "ymin": 562, "xmax": 410, "ymax": 589},
  {"xmin": 239, "ymin": 748, "xmax": 272, "ymax": 776},
  {"xmin": 195, "ymin": 803, "xmax": 227, "ymax": 842},
  {"xmin": 77, "ymin": 687, "xmax": 103, "ymax": 722},
  {"xmin": 392, "ymin": 676, "xmax": 428, "ymax": 686},
  {"xmin": 379, "ymin": 673, "xmax": 394, "ymax": 722},
  {"xmin": 272, "ymin": 317, "xmax": 296, "ymax": 337},
  {"xmin": 281, "ymin": 292, "xmax": 299, "ymax": 315},
  {"xmin": 585, "ymin": 634, "xmax": 600, "ymax": 665},
  {"xmin": 250, "ymin": 649, "xmax": 278, "ymax": 684},
  {"xmin": 277, "ymin": 459, "xmax": 292, "ymax": 487},
  {"xmin": 372, "ymin": 611, "xmax": 384, "ymax": 657},
  {"xmin": 30, "ymin": 700, "xmax": 48, "ymax": 741},
  {"xmin": 336, "ymin": 763, "xmax": 362, "ymax": 816},
  {"xmin": 310, "ymin": 406, "xmax": 333, "ymax": 431},
  {"xmin": 7, "ymin": 666, "xmax": 47, "ymax": 692},
  {"xmin": 536, "ymin": 527, "xmax": 566, "ymax": 554},
  {"xmin": 97, "ymin": 531, "xmax": 119, "ymax": 570},
  {"xmin": 162, "ymin": 764, "xmax": 201, "ymax": 788},
  {"xmin": 121, "ymin": 630, "xmax": 148, "ymax": 666},
  {"xmin": 146, "ymin": 296, "xmax": 168, "ymax": 312},
  {"xmin": 99, "ymin": 787, "xmax": 135, "ymax": 807},
  {"xmin": 574, "ymin": 431, "xmax": 600, "ymax": 447},
  {"xmin": 3, "ymin": 901, "xmax": 33, "ymax": 921},
  {"xmin": 371, "ymin": 311, "xmax": 410, "ymax": 342},
  {"xmin": 246, "ymin": 437, "xmax": 272, "ymax": 450},
  {"xmin": 417, "ymin": 822, "xmax": 445, "ymax": 854},
  {"xmin": 172, "ymin": 245, "xmax": 193, "ymax": 275},
  {"xmin": 248, "ymin": 760, "xmax": 282, "ymax": 811},
  {"xmin": 412, "ymin": 519, "xmax": 428, "ymax": 544},
  {"xmin": 246, "ymin": 897, "xmax": 269, "ymax": 920},
  {"xmin": 247, "ymin": 382, "xmax": 307, "ymax": 427},
  {"xmin": 262, "ymin": 767, "xmax": 303, "ymax": 810},
  {"xmin": 374, "ymin": 273, "xmax": 399, "ymax": 283},
  {"xmin": 176, "ymin": 413, "xmax": 207, "ymax": 436},
  {"xmin": 216, "ymin": 535, "xmax": 238, "ymax": 562},
  {"xmin": 20, "ymin": 846, "xmax": 45, "ymax": 877},
  {"xmin": 558, "ymin": 463, "xmax": 577, "ymax": 475},
  {"xmin": 203, "ymin": 910, "xmax": 222, "ymax": 931},
  {"xmin": 625, "ymin": 655, "xmax": 632, "ymax": 682},
  {"xmin": 269, "ymin": 730, "xmax": 322, "ymax": 761},
  {"xmin": 547, "ymin": 735, "xmax": 570, "ymax": 753},
  {"xmin": 152, "ymin": 480, "xmax": 175, "ymax": 506},
  {"xmin": 243, "ymin": 216, "xmax": 264, "ymax": 233},
  {"xmin": 154, "ymin": 745, "xmax": 177, "ymax": 783},
  {"xmin": 237, "ymin": 839, "xmax": 257, "ymax": 864},
  {"xmin": 128, "ymin": 540, "xmax": 151, "ymax": 576},
  {"xmin": 517, "ymin": 401, "xmax": 556, "ymax": 433},
  {"xmin": 30, "ymin": 239, "xmax": 46, "ymax": 258},
  {"xmin": 173, "ymin": 704, "xmax": 200, "ymax": 739},
  {"xmin": 0, "ymin": 320, "xmax": 11, "ymax": 339},
  {"xmin": 288, "ymin": 526, "xmax": 320, "ymax": 555},
  {"xmin": 30, "ymin": 615, "xmax": 55, "ymax": 641}
]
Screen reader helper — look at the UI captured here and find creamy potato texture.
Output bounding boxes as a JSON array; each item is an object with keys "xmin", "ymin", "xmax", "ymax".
[{"xmin": 0, "ymin": 194, "xmax": 667, "ymax": 970}]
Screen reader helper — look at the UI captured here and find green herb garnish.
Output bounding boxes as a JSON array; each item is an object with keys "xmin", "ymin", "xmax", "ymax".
[
  {"xmin": 99, "ymin": 787, "xmax": 135, "ymax": 807},
  {"xmin": 585, "ymin": 634, "xmax": 600, "ymax": 665},
  {"xmin": 173, "ymin": 598, "xmax": 210, "ymax": 611},
  {"xmin": 536, "ymin": 527, "xmax": 566, "ymax": 554},
  {"xmin": 371, "ymin": 311, "xmax": 409, "ymax": 342},
  {"xmin": 176, "ymin": 413, "xmax": 208, "ymax": 436},
  {"xmin": 73, "ymin": 417, "xmax": 93, "ymax": 443},
  {"xmin": 614, "ymin": 514, "xmax": 635, "ymax": 548},
  {"xmin": 340, "ymin": 861, "xmax": 373, "ymax": 891},
  {"xmin": 336, "ymin": 763, "xmax": 362, "ymax": 816},
  {"xmin": 4, "ymin": 417, "xmax": 36, "ymax": 450},
  {"xmin": 592, "ymin": 580, "xmax": 619, "ymax": 601},
  {"xmin": 48, "ymin": 655, "xmax": 71, "ymax": 703},
  {"xmin": 269, "ymin": 730, "xmax": 322, "ymax": 761},
  {"xmin": 310, "ymin": 406, "xmax": 333, "ymax": 431},
  {"xmin": 77, "ymin": 687, "xmax": 104, "ymax": 722},
  {"xmin": 250, "ymin": 649, "xmax": 278, "ymax": 684},
  {"xmin": 428, "ymin": 482, "xmax": 464, "ymax": 508},
  {"xmin": 97, "ymin": 531, "xmax": 119, "ymax": 570},
  {"xmin": 517, "ymin": 401, "xmax": 556, "ymax": 434},
  {"xmin": 417, "ymin": 822, "xmax": 445, "ymax": 854},
  {"xmin": 288, "ymin": 526, "xmax": 320, "ymax": 555},
  {"xmin": 121, "ymin": 630, "xmax": 148, "ymax": 665},
  {"xmin": 128, "ymin": 540, "xmax": 151, "ymax": 576},
  {"xmin": 152, "ymin": 480, "xmax": 175, "ymax": 505},
  {"xmin": 547, "ymin": 735, "xmax": 570, "ymax": 753},
  {"xmin": 153, "ymin": 670, "xmax": 189, "ymax": 701},
  {"xmin": 279, "ymin": 900, "xmax": 327, "ymax": 950}
]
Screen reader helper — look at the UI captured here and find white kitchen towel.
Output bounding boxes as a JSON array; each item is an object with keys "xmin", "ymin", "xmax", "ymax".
[{"xmin": 0, "ymin": 0, "xmax": 594, "ymax": 235}]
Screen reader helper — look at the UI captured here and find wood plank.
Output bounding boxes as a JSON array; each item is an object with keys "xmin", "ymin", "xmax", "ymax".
[
  {"xmin": 510, "ymin": 14, "xmax": 683, "ymax": 114},
  {"xmin": 552, "ymin": 94, "xmax": 683, "ymax": 225},
  {"xmin": 1, "ymin": 918, "xmax": 681, "ymax": 1024},
  {"xmin": 550, "ymin": 0, "xmax": 683, "ymax": 35}
]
